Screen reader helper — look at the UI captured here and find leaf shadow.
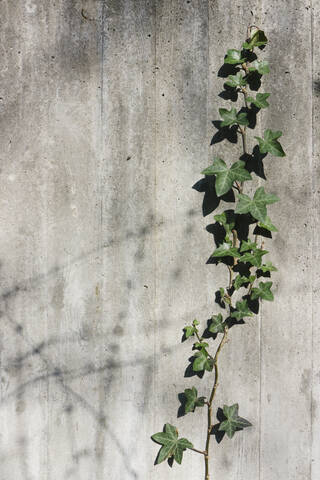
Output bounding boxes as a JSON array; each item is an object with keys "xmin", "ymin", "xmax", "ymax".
[
  {"xmin": 177, "ymin": 392, "xmax": 187, "ymax": 418},
  {"xmin": 241, "ymin": 145, "xmax": 267, "ymax": 180},
  {"xmin": 211, "ymin": 121, "xmax": 238, "ymax": 145},
  {"xmin": 211, "ymin": 407, "xmax": 226, "ymax": 443},
  {"xmin": 206, "ymin": 222, "xmax": 226, "ymax": 247},
  {"xmin": 253, "ymin": 223, "xmax": 273, "ymax": 239},
  {"xmin": 243, "ymin": 293, "xmax": 260, "ymax": 314},
  {"xmin": 219, "ymin": 84, "xmax": 238, "ymax": 102},
  {"xmin": 193, "ymin": 176, "xmax": 235, "ymax": 217},
  {"xmin": 217, "ymin": 63, "xmax": 239, "ymax": 78},
  {"xmin": 247, "ymin": 71, "xmax": 262, "ymax": 91}
]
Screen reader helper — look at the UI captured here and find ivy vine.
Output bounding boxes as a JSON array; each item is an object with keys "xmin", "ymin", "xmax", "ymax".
[{"xmin": 151, "ymin": 26, "xmax": 285, "ymax": 480}]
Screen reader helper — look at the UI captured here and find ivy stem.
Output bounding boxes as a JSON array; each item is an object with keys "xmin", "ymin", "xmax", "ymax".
[
  {"xmin": 239, "ymin": 125, "xmax": 247, "ymax": 156},
  {"xmin": 227, "ymin": 265, "xmax": 233, "ymax": 290},
  {"xmin": 190, "ymin": 446, "xmax": 207, "ymax": 456},
  {"xmin": 232, "ymin": 229, "xmax": 238, "ymax": 248},
  {"xmin": 204, "ymin": 327, "xmax": 229, "ymax": 480}
]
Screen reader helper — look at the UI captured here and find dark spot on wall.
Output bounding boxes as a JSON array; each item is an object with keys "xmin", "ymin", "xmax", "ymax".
[
  {"xmin": 109, "ymin": 343, "xmax": 119, "ymax": 353},
  {"xmin": 172, "ymin": 268, "xmax": 182, "ymax": 279},
  {"xmin": 64, "ymin": 404, "xmax": 74, "ymax": 414},
  {"xmin": 113, "ymin": 325, "xmax": 124, "ymax": 336},
  {"xmin": 313, "ymin": 80, "xmax": 320, "ymax": 96}
]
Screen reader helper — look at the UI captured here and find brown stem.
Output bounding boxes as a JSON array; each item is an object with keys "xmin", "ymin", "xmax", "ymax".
[
  {"xmin": 227, "ymin": 265, "xmax": 233, "ymax": 290},
  {"xmin": 232, "ymin": 229, "xmax": 238, "ymax": 248},
  {"xmin": 190, "ymin": 446, "xmax": 207, "ymax": 456},
  {"xmin": 204, "ymin": 328, "xmax": 229, "ymax": 480}
]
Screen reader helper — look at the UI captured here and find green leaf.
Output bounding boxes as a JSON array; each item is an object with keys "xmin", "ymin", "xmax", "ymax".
[
  {"xmin": 240, "ymin": 239, "xmax": 257, "ymax": 252},
  {"xmin": 152, "ymin": 423, "xmax": 193, "ymax": 465},
  {"xmin": 224, "ymin": 49, "xmax": 246, "ymax": 65},
  {"xmin": 231, "ymin": 299, "xmax": 254, "ymax": 320},
  {"xmin": 239, "ymin": 248, "xmax": 268, "ymax": 267},
  {"xmin": 255, "ymin": 129, "xmax": 285, "ymax": 157},
  {"xmin": 218, "ymin": 404, "xmax": 252, "ymax": 439},
  {"xmin": 234, "ymin": 274, "xmax": 255, "ymax": 290},
  {"xmin": 194, "ymin": 341, "xmax": 209, "ymax": 349},
  {"xmin": 243, "ymin": 28, "xmax": 268, "ymax": 49},
  {"xmin": 247, "ymin": 93, "xmax": 270, "ymax": 109},
  {"xmin": 251, "ymin": 281, "xmax": 274, "ymax": 301},
  {"xmin": 258, "ymin": 216, "xmax": 278, "ymax": 232},
  {"xmin": 183, "ymin": 325, "xmax": 196, "ymax": 339},
  {"xmin": 219, "ymin": 107, "xmax": 249, "ymax": 127},
  {"xmin": 235, "ymin": 186, "xmax": 279, "ymax": 222},
  {"xmin": 193, "ymin": 349, "xmax": 214, "ymax": 372},
  {"xmin": 202, "ymin": 158, "xmax": 251, "ymax": 197},
  {"xmin": 225, "ymin": 72, "xmax": 247, "ymax": 88},
  {"xmin": 192, "ymin": 319, "xmax": 200, "ymax": 326},
  {"xmin": 211, "ymin": 242, "xmax": 241, "ymax": 259},
  {"xmin": 260, "ymin": 261, "xmax": 278, "ymax": 273},
  {"xmin": 208, "ymin": 313, "xmax": 225, "ymax": 334},
  {"xmin": 184, "ymin": 387, "xmax": 206, "ymax": 414},
  {"xmin": 248, "ymin": 59, "xmax": 270, "ymax": 75}
]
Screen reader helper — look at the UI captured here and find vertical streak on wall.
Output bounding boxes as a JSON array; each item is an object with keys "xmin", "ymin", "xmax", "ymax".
[
  {"xmin": 311, "ymin": 1, "xmax": 320, "ymax": 478},
  {"xmin": 262, "ymin": 2, "xmax": 313, "ymax": 479},
  {"xmin": 101, "ymin": 0, "xmax": 157, "ymax": 478},
  {"xmin": 154, "ymin": 0, "xmax": 210, "ymax": 477}
]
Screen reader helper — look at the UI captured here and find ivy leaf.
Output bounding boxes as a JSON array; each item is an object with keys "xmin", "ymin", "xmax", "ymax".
[
  {"xmin": 151, "ymin": 423, "xmax": 193, "ymax": 464},
  {"xmin": 211, "ymin": 242, "xmax": 241, "ymax": 259},
  {"xmin": 219, "ymin": 107, "xmax": 249, "ymax": 127},
  {"xmin": 194, "ymin": 341, "xmax": 209, "ymax": 349},
  {"xmin": 260, "ymin": 261, "xmax": 278, "ymax": 273},
  {"xmin": 224, "ymin": 49, "xmax": 246, "ymax": 65},
  {"xmin": 208, "ymin": 313, "xmax": 225, "ymax": 334},
  {"xmin": 225, "ymin": 72, "xmax": 247, "ymax": 88},
  {"xmin": 202, "ymin": 158, "xmax": 252, "ymax": 197},
  {"xmin": 184, "ymin": 387, "xmax": 206, "ymax": 414},
  {"xmin": 231, "ymin": 299, "xmax": 253, "ymax": 320},
  {"xmin": 258, "ymin": 216, "xmax": 278, "ymax": 232},
  {"xmin": 234, "ymin": 274, "xmax": 255, "ymax": 290},
  {"xmin": 247, "ymin": 93, "xmax": 270, "ymax": 109},
  {"xmin": 240, "ymin": 239, "xmax": 257, "ymax": 252},
  {"xmin": 248, "ymin": 59, "xmax": 270, "ymax": 75},
  {"xmin": 183, "ymin": 319, "xmax": 200, "ymax": 339},
  {"xmin": 235, "ymin": 186, "xmax": 279, "ymax": 222},
  {"xmin": 193, "ymin": 349, "xmax": 214, "ymax": 372},
  {"xmin": 238, "ymin": 248, "xmax": 268, "ymax": 267},
  {"xmin": 251, "ymin": 281, "xmax": 274, "ymax": 301},
  {"xmin": 255, "ymin": 129, "xmax": 285, "ymax": 157},
  {"xmin": 214, "ymin": 212, "xmax": 235, "ymax": 236},
  {"xmin": 243, "ymin": 28, "xmax": 268, "ymax": 49},
  {"xmin": 218, "ymin": 404, "xmax": 252, "ymax": 439},
  {"xmin": 183, "ymin": 325, "xmax": 196, "ymax": 339}
]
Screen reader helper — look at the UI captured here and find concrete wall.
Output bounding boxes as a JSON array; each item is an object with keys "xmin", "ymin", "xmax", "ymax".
[{"xmin": 0, "ymin": 1, "xmax": 318, "ymax": 479}]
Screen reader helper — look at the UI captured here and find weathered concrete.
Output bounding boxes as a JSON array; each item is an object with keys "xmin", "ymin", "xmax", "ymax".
[{"xmin": 0, "ymin": 1, "xmax": 318, "ymax": 479}]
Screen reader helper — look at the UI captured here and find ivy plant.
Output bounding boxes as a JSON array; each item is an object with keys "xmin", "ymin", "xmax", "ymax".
[{"xmin": 151, "ymin": 26, "xmax": 284, "ymax": 479}]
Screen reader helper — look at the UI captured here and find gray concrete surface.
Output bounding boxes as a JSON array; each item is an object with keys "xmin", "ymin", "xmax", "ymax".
[{"xmin": 0, "ymin": 1, "xmax": 318, "ymax": 479}]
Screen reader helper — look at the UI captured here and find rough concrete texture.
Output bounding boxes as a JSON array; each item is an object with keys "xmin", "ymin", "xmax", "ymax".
[{"xmin": 0, "ymin": 0, "xmax": 319, "ymax": 479}]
